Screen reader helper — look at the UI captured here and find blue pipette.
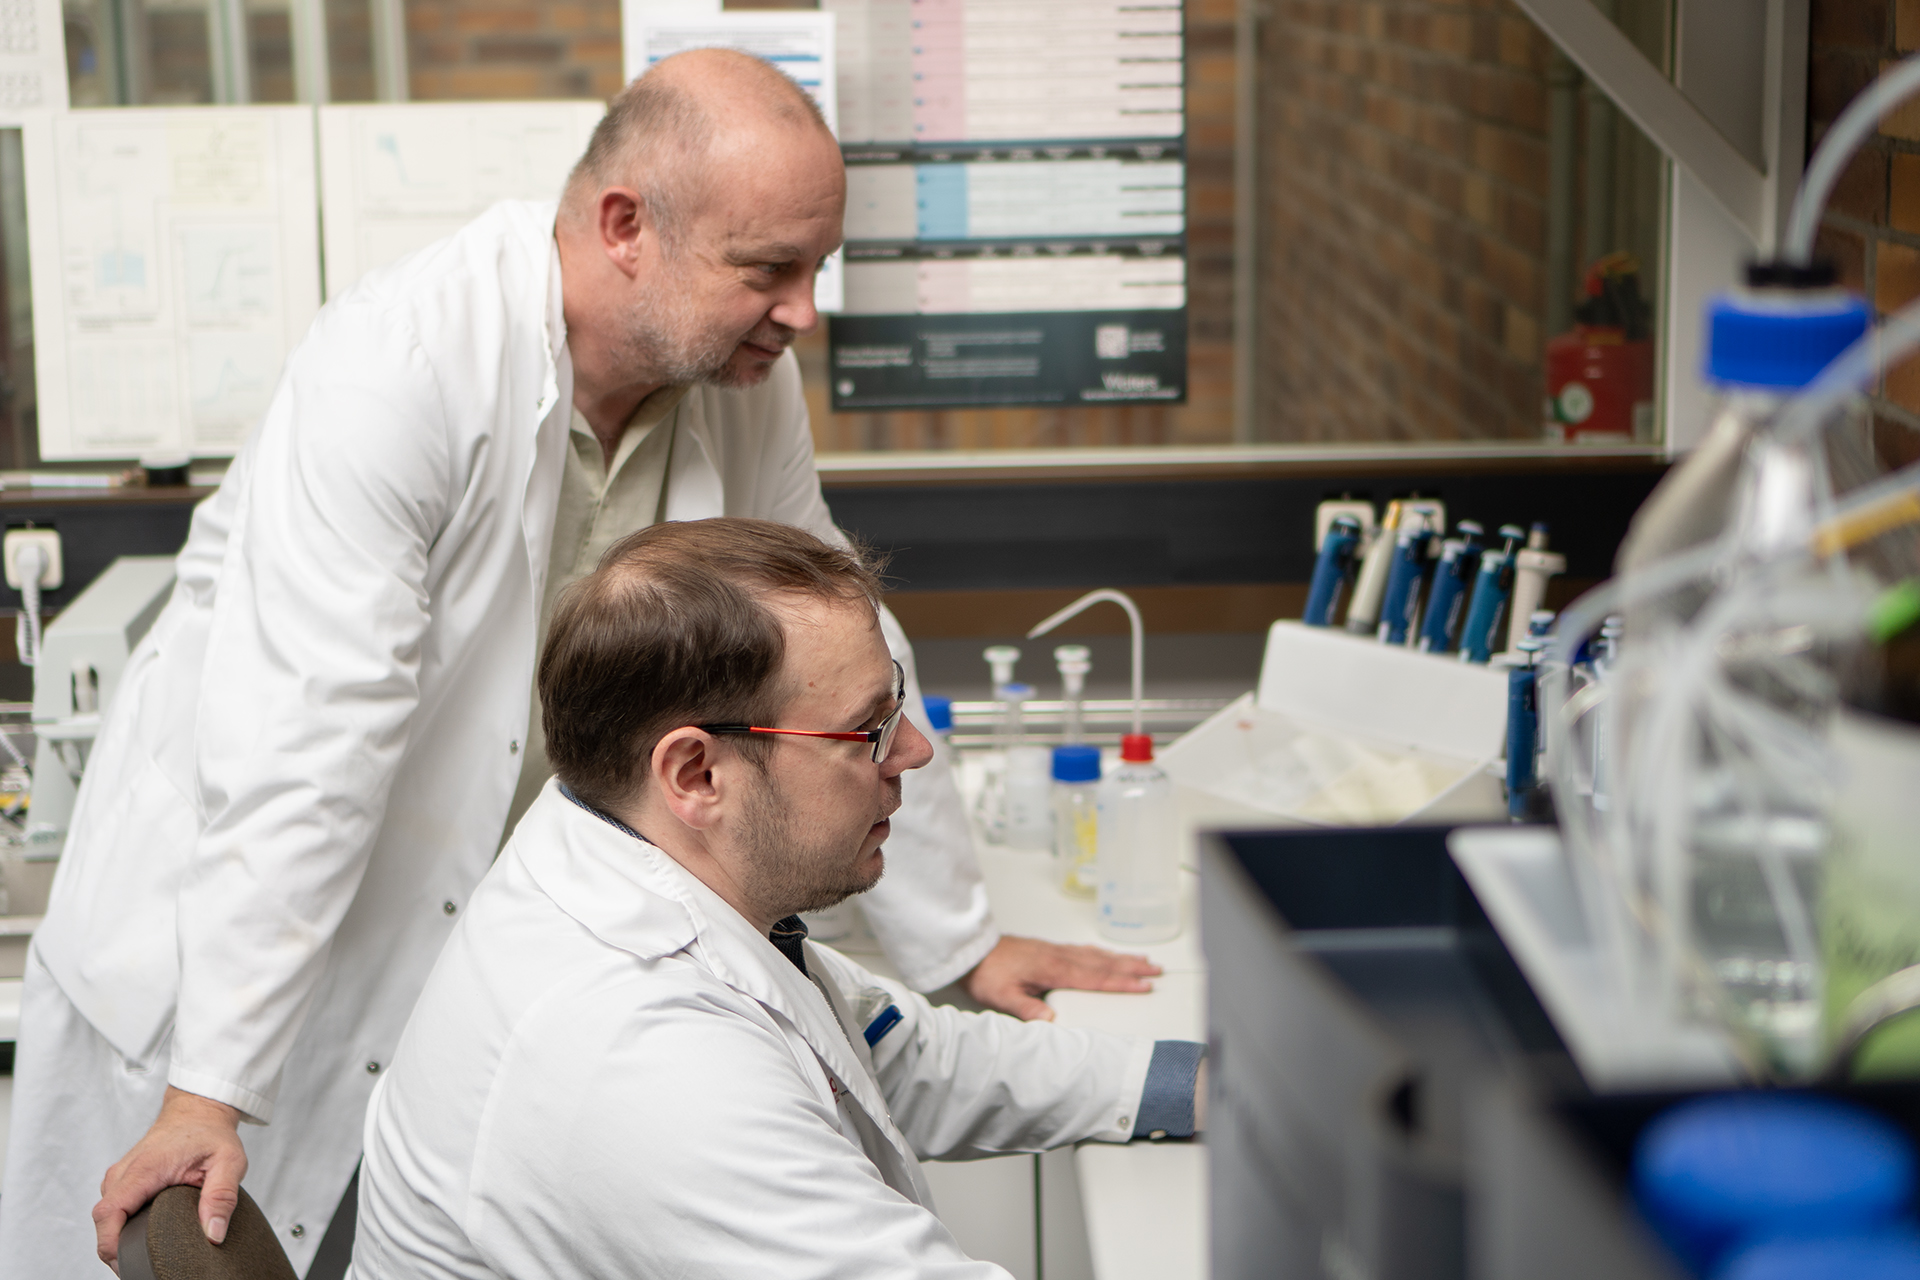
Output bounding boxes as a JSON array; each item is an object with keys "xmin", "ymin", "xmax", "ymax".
[
  {"xmin": 1303, "ymin": 514, "xmax": 1364, "ymax": 627},
  {"xmin": 1375, "ymin": 510, "xmax": 1433, "ymax": 645},
  {"xmin": 1416, "ymin": 520, "xmax": 1483, "ymax": 653},
  {"xmin": 1506, "ymin": 635, "xmax": 1545, "ymax": 819},
  {"xmin": 1458, "ymin": 523, "xmax": 1527, "ymax": 664}
]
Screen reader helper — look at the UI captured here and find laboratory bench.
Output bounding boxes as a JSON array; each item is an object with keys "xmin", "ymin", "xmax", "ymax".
[{"xmin": 827, "ymin": 830, "xmax": 1208, "ymax": 1280}]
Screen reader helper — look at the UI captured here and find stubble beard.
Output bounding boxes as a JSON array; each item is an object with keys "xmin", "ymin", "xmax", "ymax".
[
  {"xmin": 738, "ymin": 768, "xmax": 889, "ymax": 923},
  {"xmin": 620, "ymin": 261, "xmax": 792, "ymax": 391}
]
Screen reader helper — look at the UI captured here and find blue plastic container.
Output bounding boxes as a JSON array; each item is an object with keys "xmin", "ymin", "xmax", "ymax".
[
  {"xmin": 1634, "ymin": 1094, "xmax": 1917, "ymax": 1275},
  {"xmin": 1716, "ymin": 1229, "xmax": 1920, "ymax": 1280}
]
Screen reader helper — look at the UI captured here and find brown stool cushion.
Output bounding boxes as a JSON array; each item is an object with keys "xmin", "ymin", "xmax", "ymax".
[{"xmin": 118, "ymin": 1185, "xmax": 297, "ymax": 1280}]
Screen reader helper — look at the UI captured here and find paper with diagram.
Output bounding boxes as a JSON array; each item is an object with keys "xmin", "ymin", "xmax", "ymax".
[
  {"xmin": 316, "ymin": 101, "xmax": 607, "ymax": 300},
  {"xmin": 24, "ymin": 107, "xmax": 321, "ymax": 459}
]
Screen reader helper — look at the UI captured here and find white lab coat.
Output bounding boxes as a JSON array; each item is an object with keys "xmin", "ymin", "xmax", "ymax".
[
  {"xmin": 352, "ymin": 781, "xmax": 1153, "ymax": 1279},
  {"xmin": 10, "ymin": 201, "xmax": 993, "ymax": 1273}
]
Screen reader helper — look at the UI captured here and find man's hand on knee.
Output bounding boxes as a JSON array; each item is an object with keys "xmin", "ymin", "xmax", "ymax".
[
  {"xmin": 961, "ymin": 935, "xmax": 1162, "ymax": 1022},
  {"xmin": 93, "ymin": 1085, "xmax": 247, "ymax": 1270}
]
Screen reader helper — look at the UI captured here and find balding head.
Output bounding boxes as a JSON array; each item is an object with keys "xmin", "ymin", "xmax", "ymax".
[{"xmin": 563, "ymin": 48, "xmax": 833, "ymax": 246}]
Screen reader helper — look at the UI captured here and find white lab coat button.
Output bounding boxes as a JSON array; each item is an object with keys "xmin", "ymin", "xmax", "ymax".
[
  {"xmin": 509, "ymin": 739, "xmax": 519, "ymax": 754},
  {"xmin": 1116, "ymin": 1114, "xmax": 1130, "ymax": 1131},
  {"xmin": 290, "ymin": 1224, "xmax": 306, "ymax": 1239},
  {"xmin": 366, "ymin": 1060, "xmax": 381, "ymax": 1074},
  {"xmin": 443, "ymin": 900, "xmax": 457, "ymax": 916}
]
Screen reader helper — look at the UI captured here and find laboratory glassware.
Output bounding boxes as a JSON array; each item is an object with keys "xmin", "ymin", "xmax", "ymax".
[
  {"xmin": 1095, "ymin": 733, "xmax": 1180, "ymax": 944},
  {"xmin": 1051, "ymin": 743, "xmax": 1101, "ymax": 898},
  {"xmin": 1053, "ymin": 644, "xmax": 1091, "ymax": 743}
]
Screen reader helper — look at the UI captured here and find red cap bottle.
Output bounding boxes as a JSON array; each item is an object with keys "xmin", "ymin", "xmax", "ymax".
[{"xmin": 1120, "ymin": 733, "xmax": 1154, "ymax": 763}]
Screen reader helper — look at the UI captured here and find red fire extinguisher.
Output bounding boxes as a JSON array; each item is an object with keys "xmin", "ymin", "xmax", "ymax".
[{"xmin": 1544, "ymin": 252, "xmax": 1655, "ymax": 443}]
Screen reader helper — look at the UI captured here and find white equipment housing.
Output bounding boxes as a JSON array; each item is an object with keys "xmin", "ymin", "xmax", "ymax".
[{"xmin": 24, "ymin": 555, "xmax": 176, "ymax": 860}]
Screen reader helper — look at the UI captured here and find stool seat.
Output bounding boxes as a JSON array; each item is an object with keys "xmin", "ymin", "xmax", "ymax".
[{"xmin": 119, "ymin": 1185, "xmax": 296, "ymax": 1280}]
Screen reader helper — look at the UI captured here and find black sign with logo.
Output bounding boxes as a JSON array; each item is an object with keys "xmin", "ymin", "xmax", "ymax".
[{"xmin": 828, "ymin": 310, "xmax": 1188, "ymax": 411}]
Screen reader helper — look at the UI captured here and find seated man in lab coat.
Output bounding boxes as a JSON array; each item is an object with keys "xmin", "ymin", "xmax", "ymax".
[{"xmin": 352, "ymin": 517, "xmax": 1204, "ymax": 1278}]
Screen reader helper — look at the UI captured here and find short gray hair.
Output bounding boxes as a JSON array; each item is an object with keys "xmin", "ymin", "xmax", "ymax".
[{"xmin": 563, "ymin": 48, "xmax": 831, "ymax": 248}]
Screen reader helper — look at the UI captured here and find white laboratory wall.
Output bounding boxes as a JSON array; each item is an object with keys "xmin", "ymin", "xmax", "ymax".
[{"xmin": 1661, "ymin": 0, "xmax": 1809, "ymax": 450}]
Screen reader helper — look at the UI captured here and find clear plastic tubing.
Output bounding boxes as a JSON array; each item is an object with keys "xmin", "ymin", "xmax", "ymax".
[{"xmin": 1783, "ymin": 54, "xmax": 1920, "ymax": 265}]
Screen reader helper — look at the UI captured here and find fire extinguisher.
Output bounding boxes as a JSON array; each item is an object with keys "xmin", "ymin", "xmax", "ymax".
[{"xmin": 1544, "ymin": 251, "xmax": 1655, "ymax": 443}]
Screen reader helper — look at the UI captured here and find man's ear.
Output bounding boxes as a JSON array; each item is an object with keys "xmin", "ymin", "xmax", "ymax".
[
  {"xmin": 595, "ymin": 186, "xmax": 654, "ymax": 281},
  {"xmin": 649, "ymin": 727, "xmax": 725, "ymax": 830}
]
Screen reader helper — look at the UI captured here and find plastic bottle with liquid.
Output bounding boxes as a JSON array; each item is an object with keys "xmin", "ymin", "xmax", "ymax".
[
  {"xmin": 1095, "ymin": 733, "xmax": 1181, "ymax": 944},
  {"xmin": 1051, "ymin": 743, "xmax": 1102, "ymax": 897},
  {"xmin": 1005, "ymin": 743, "xmax": 1056, "ymax": 851}
]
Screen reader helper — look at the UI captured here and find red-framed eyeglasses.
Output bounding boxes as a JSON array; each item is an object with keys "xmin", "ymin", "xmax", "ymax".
[{"xmin": 700, "ymin": 661, "xmax": 908, "ymax": 764}]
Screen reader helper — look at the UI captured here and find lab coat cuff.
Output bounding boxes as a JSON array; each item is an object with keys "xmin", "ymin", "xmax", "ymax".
[
  {"xmin": 1133, "ymin": 1040, "xmax": 1205, "ymax": 1138},
  {"xmin": 167, "ymin": 1062, "xmax": 275, "ymax": 1125},
  {"xmin": 898, "ymin": 921, "xmax": 1001, "ymax": 994},
  {"xmin": 1088, "ymin": 1035, "xmax": 1159, "ymax": 1144}
]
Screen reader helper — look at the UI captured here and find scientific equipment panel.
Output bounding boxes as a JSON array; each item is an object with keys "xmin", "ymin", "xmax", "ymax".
[{"xmin": 826, "ymin": 0, "xmax": 1187, "ymax": 411}]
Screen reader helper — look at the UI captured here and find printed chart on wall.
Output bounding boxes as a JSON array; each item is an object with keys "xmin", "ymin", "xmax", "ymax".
[
  {"xmin": 824, "ymin": 0, "xmax": 1185, "ymax": 410},
  {"xmin": 22, "ymin": 107, "xmax": 321, "ymax": 459},
  {"xmin": 0, "ymin": 0, "xmax": 69, "ymax": 110},
  {"xmin": 317, "ymin": 101, "xmax": 607, "ymax": 299},
  {"xmin": 623, "ymin": 7, "xmax": 843, "ymax": 313}
]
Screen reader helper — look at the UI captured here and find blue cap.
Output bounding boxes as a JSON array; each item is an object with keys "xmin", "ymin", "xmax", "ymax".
[
  {"xmin": 922, "ymin": 695, "xmax": 952, "ymax": 733},
  {"xmin": 1718, "ymin": 1230, "xmax": 1920, "ymax": 1280},
  {"xmin": 1705, "ymin": 293, "xmax": 1871, "ymax": 389},
  {"xmin": 1634, "ymin": 1094, "xmax": 1917, "ymax": 1274},
  {"xmin": 1052, "ymin": 744, "xmax": 1101, "ymax": 783}
]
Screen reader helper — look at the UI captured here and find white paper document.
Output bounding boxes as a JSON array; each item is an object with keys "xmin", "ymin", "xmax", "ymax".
[
  {"xmin": 0, "ymin": 0, "xmax": 68, "ymax": 111},
  {"xmin": 317, "ymin": 101, "xmax": 607, "ymax": 300},
  {"xmin": 24, "ymin": 107, "xmax": 321, "ymax": 459}
]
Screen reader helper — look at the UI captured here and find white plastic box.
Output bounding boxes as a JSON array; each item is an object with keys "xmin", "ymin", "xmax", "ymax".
[{"xmin": 1160, "ymin": 620, "xmax": 1510, "ymax": 826}]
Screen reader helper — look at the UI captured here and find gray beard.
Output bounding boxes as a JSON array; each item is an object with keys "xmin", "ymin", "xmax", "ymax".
[{"xmin": 619, "ymin": 270, "xmax": 781, "ymax": 390}]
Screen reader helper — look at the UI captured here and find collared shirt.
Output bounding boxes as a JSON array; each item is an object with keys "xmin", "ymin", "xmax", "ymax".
[{"xmin": 503, "ymin": 384, "xmax": 692, "ymax": 842}]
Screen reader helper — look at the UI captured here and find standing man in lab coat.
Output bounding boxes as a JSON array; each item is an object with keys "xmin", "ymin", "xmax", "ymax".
[
  {"xmin": 0, "ymin": 49, "xmax": 1157, "ymax": 1278},
  {"xmin": 351, "ymin": 517, "xmax": 1204, "ymax": 1278}
]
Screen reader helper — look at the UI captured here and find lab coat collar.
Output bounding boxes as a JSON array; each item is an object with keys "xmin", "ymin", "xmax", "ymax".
[{"xmin": 510, "ymin": 781, "xmax": 916, "ymax": 1163}]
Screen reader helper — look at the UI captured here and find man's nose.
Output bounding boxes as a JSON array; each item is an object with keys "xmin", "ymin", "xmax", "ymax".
[
  {"xmin": 769, "ymin": 271, "xmax": 821, "ymax": 336},
  {"xmin": 884, "ymin": 716, "xmax": 935, "ymax": 776}
]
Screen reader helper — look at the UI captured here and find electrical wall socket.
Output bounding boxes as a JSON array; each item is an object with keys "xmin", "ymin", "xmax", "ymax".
[
  {"xmin": 4, "ymin": 528, "xmax": 62, "ymax": 590},
  {"xmin": 1313, "ymin": 500, "xmax": 1377, "ymax": 551}
]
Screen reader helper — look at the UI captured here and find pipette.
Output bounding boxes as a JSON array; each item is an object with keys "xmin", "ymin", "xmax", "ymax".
[
  {"xmin": 1417, "ymin": 520, "xmax": 1484, "ymax": 654},
  {"xmin": 1506, "ymin": 524, "xmax": 1566, "ymax": 653},
  {"xmin": 1304, "ymin": 514, "xmax": 1364, "ymax": 627},
  {"xmin": 1345, "ymin": 501, "xmax": 1401, "ymax": 635},
  {"xmin": 1458, "ymin": 524, "xmax": 1528, "ymax": 664},
  {"xmin": 1376, "ymin": 508, "xmax": 1434, "ymax": 645}
]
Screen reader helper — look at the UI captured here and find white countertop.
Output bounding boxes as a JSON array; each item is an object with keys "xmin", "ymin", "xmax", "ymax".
[{"xmin": 972, "ymin": 843, "xmax": 1208, "ymax": 1280}]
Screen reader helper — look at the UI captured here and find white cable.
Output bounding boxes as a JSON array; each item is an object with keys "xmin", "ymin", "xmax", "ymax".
[{"xmin": 1784, "ymin": 54, "xmax": 1920, "ymax": 264}]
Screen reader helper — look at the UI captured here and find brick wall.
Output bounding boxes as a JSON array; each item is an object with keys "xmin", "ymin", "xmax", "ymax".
[
  {"xmin": 405, "ymin": 0, "xmax": 625, "ymax": 100},
  {"xmin": 1254, "ymin": 0, "xmax": 1560, "ymax": 443},
  {"xmin": 1809, "ymin": 0, "xmax": 1920, "ymax": 470}
]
